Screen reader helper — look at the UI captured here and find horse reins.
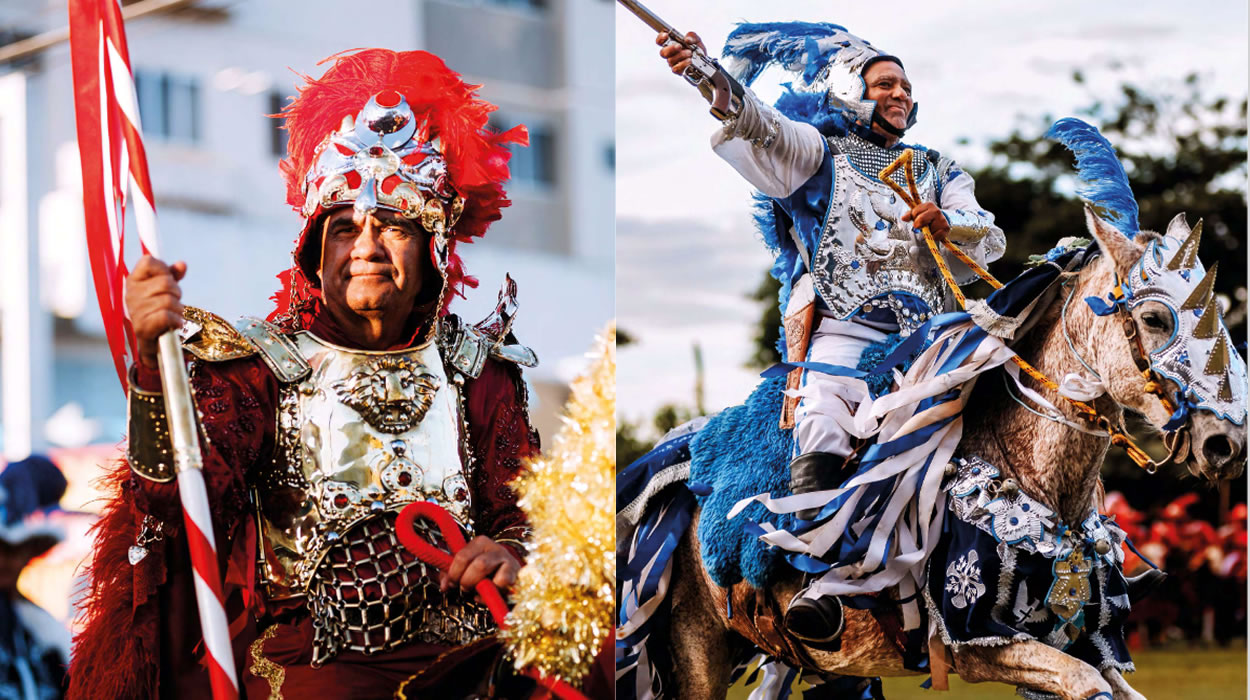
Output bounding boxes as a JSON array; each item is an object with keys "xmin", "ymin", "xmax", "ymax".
[{"xmin": 878, "ymin": 149, "xmax": 1185, "ymax": 473}]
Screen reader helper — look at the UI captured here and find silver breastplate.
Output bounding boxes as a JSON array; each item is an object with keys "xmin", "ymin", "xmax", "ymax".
[
  {"xmin": 258, "ymin": 332, "xmax": 473, "ymax": 598},
  {"xmin": 252, "ymin": 331, "xmax": 493, "ymax": 664},
  {"xmin": 810, "ymin": 139, "xmax": 947, "ymax": 333}
]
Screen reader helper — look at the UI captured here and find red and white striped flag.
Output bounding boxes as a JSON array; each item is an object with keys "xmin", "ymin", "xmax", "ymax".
[
  {"xmin": 68, "ymin": 2, "xmax": 239, "ymax": 698},
  {"xmin": 68, "ymin": 0, "xmax": 160, "ymax": 391}
]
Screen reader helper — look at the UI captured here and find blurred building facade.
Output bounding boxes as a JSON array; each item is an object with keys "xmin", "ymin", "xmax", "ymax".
[{"xmin": 0, "ymin": 0, "xmax": 614, "ymax": 457}]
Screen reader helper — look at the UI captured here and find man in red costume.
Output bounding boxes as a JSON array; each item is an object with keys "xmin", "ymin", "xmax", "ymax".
[{"xmin": 69, "ymin": 49, "xmax": 542, "ymax": 699}]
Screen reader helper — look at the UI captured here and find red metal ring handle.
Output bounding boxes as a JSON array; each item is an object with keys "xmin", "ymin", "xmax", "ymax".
[{"xmin": 395, "ymin": 502, "xmax": 590, "ymax": 700}]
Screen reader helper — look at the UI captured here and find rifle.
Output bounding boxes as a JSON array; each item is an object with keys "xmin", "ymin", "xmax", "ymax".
[{"xmin": 618, "ymin": 0, "xmax": 744, "ymax": 121}]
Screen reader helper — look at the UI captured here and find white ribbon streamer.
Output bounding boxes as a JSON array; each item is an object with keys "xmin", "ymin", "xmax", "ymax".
[{"xmin": 1058, "ymin": 371, "xmax": 1106, "ymax": 402}]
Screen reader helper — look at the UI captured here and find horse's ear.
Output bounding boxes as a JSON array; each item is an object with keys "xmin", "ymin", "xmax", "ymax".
[
  {"xmin": 1084, "ymin": 205, "xmax": 1140, "ymax": 281},
  {"xmin": 1164, "ymin": 212, "xmax": 1191, "ymax": 241}
]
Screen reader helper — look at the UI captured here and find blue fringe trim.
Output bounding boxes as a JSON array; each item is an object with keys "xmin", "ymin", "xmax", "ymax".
[
  {"xmin": 751, "ymin": 193, "xmax": 803, "ymax": 360},
  {"xmin": 773, "ymin": 87, "xmax": 852, "ymax": 136},
  {"xmin": 855, "ymin": 331, "xmax": 932, "ymax": 398}
]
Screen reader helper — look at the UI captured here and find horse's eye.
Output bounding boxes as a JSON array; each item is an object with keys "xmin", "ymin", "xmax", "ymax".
[{"xmin": 1142, "ymin": 312, "xmax": 1169, "ymax": 331}]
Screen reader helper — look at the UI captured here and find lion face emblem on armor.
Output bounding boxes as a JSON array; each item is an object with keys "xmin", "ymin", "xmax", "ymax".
[{"xmin": 332, "ymin": 356, "xmax": 440, "ymax": 434}]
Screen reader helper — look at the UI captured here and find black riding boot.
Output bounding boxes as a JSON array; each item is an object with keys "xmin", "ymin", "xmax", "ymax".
[
  {"xmin": 785, "ymin": 453, "xmax": 851, "ymax": 647},
  {"xmin": 1126, "ymin": 568, "xmax": 1167, "ymax": 605},
  {"xmin": 784, "ymin": 588, "xmax": 845, "ymax": 649},
  {"xmin": 789, "ymin": 452, "xmax": 849, "ymax": 521}
]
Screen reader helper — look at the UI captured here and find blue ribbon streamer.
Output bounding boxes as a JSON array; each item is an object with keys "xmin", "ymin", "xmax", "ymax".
[
  {"xmin": 1123, "ymin": 536, "xmax": 1160, "ymax": 571},
  {"xmin": 1084, "ymin": 292, "xmax": 1125, "ymax": 316},
  {"xmin": 761, "ymin": 360, "xmax": 867, "ymax": 379},
  {"xmin": 1163, "ymin": 389, "xmax": 1199, "ymax": 431}
]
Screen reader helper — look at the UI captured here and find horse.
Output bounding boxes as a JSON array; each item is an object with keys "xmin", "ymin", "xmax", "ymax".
[{"xmin": 621, "ymin": 208, "xmax": 1246, "ymax": 700}]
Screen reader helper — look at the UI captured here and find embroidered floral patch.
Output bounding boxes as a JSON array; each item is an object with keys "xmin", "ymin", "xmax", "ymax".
[{"xmin": 946, "ymin": 549, "xmax": 987, "ymax": 609}]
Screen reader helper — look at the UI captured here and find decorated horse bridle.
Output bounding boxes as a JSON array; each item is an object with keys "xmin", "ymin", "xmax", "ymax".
[
  {"xmin": 878, "ymin": 150, "xmax": 1196, "ymax": 474},
  {"xmin": 1061, "ymin": 275, "xmax": 1190, "ymax": 471}
]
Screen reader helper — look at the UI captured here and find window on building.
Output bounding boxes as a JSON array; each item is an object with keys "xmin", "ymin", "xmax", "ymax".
[
  {"xmin": 447, "ymin": 0, "xmax": 546, "ymax": 11},
  {"xmin": 134, "ymin": 70, "xmax": 200, "ymax": 144},
  {"xmin": 269, "ymin": 92, "xmax": 291, "ymax": 158},
  {"xmin": 490, "ymin": 115, "xmax": 556, "ymax": 187}
]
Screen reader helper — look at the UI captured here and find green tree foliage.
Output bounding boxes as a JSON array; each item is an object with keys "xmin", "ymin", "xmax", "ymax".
[
  {"xmin": 966, "ymin": 72, "xmax": 1246, "ymax": 338},
  {"xmin": 748, "ymin": 273, "xmax": 783, "ymax": 370},
  {"xmin": 616, "ymin": 420, "xmax": 650, "ymax": 472}
]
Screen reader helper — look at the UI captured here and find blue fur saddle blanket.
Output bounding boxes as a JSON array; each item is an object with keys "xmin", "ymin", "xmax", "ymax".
[
  {"xmin": 689, "ymin": 375, "xmax": 796, "ymax": 589},
  {"xmin": 690, "ymin": 331, "xmax": 928, "ymax": 589}
]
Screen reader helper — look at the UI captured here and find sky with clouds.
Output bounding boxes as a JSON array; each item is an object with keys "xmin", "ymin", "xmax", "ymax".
[{"xmin": 615, "ymin": 0, "xmax": 1248, "ymax": 432}]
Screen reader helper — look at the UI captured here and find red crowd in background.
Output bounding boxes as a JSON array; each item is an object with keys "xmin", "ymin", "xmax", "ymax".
[{"xmin": 1106, "ymin": 491, "xmax": 1247, "ymax": 648}]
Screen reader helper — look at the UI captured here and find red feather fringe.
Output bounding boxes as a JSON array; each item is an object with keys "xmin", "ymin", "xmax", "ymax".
[{"xmin": 67, "ymin": 463, "xmax": 163, "ymax": 699}]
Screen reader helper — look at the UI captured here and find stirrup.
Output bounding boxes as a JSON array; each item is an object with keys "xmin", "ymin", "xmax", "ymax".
[{"xmin": 783, "ymin": 592, "xmax": 845, "ymax": 649}]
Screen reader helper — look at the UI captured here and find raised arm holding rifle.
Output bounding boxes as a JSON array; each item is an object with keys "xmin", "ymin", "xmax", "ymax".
[{"xmin": 627, "ymin": 8, "xmax": 1008, "ymax": 646}]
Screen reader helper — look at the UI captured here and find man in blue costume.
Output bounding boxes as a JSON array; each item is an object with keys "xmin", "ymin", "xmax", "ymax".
[
  {"xmin": 0, "ymin": 456, "xmax": 71, "ymax": 700},
  {"xmin": 658, "ymin": 23, "xmax": 1005, "ymax": 646}
]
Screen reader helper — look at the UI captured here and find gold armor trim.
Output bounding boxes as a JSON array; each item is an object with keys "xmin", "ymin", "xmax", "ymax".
[
  {"xmin": 181, "ymin": 306, "xmax": 257, "ymax": 362},
  {"xmin": 126, "ymin": 371, "xmax": 175, "ymax": 483},
  {"xmin": 126, "ymin": 306, "xmax": 252, "ymax": 484},
  {"xmin": 332, "ymin": 355, "xmax": 441, "ymax": 433}
]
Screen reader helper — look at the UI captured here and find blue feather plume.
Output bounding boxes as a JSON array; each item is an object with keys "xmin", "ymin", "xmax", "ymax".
[
  {"xmin": 773, "ymin": 86, "xmax": 851, "ymax": 135},
  {"xmin": 721, "ymin": 22, "xmax": 850, "ymax": 87},
  {"xmin": 1046, "ymin": 118, "xmax": 1140, "ymax": 236}
]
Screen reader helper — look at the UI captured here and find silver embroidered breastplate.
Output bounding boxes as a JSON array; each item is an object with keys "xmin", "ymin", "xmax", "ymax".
[
  {"xmin": 810, "ymin": 135, "xmax": 947, "ymax": 334},
  {"xmin": 254, "ymin": 331, "xmax": 492, "ymax": 664}
]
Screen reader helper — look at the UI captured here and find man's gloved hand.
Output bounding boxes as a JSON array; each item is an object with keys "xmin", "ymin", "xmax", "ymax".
[
  {"xmin": 125, "ymin": 255, "xmax": 187, "ymax": 370},
  {"xmin": 439, "ymin": 535, "xmax": 522, "ymax": 594},
  {"xmin": 901, "ymin": 202, "xmax": 950, "ymax": 243}
]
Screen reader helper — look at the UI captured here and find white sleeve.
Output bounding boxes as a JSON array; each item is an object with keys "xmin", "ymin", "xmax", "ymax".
[
  {"xmin": 937, "ymin": 169, "xmax": 1006, "ymax": 284},
  {"xmin": 709, "ymin": 90, "xmax": 825, "ymax": 199}
]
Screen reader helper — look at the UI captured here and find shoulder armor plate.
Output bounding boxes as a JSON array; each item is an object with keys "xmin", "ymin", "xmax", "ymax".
[
  {"xmin": 180, "ymin": 306, "xmax": 257, "ymax": 362},
  {"xmin": 439, "ymin": 275, "xmax": 538, "ymax": 379},
  {"xmin": 935, "ymin": 155, "xmax": 959, "ymax": 183},
  {"xmin": 232, "ymin": 317, "xmax": 312, "ymax": 383}
]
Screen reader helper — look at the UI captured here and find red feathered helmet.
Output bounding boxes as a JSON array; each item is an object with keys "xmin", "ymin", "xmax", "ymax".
[{"xmin": 269, "ymin": 49, "xmax": 527, "ymax": 328}]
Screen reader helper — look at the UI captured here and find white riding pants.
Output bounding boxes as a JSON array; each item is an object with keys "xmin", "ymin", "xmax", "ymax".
[{"xmin": 793, "ymin": 316, "xmax": 890, "ymax": 457}]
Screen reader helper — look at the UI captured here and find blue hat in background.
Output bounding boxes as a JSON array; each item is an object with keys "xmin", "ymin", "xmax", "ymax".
[{"xmin": 0, "ymin": 455, "xmax": 67, "ymax": 555}]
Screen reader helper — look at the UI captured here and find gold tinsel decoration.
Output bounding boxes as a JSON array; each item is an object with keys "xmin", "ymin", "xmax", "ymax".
[{"xmin": 501, "ymin": 323, "xmax": 616, "ymax": 685}]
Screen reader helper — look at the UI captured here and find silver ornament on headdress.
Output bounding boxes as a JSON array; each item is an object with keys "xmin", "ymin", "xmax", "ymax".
[{"xmin": 301, "ymin": 91, "xmax": 464, "ymax": 238}]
